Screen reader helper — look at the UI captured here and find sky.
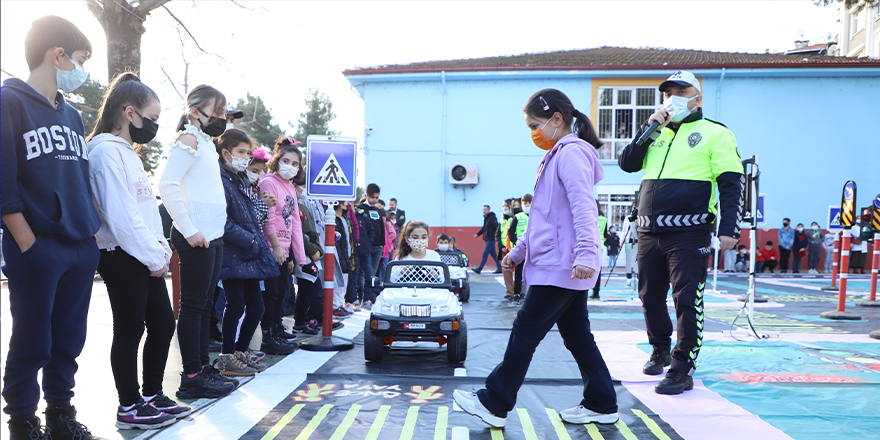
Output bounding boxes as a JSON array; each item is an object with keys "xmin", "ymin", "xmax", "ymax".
[{"xmin": 0, "ymin": 0, "xmax": 842, "ymax": 182}]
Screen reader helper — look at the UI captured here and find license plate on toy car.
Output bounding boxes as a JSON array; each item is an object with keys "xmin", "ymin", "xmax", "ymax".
[{"xmin": 404, "ymin": 323, "xmax": 426, "ymax": 329}]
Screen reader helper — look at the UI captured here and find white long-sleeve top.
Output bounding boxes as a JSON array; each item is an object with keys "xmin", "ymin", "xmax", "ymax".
[
  {"xmin": 158, "ymin": 124, "xmax": 226, "ymax": 241},
  {"xmin": 87, "ymin": 133, "xmax": 171, "ymax": 270}
]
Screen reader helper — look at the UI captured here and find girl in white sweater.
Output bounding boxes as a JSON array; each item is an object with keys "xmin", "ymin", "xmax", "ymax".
[
  {"xmin": 87, "ymin": 73, "xmax": 187, "ymax": 430},
  {"xmin": 158, "ymin": 84, "xmax": 234, "ymax": 400}
]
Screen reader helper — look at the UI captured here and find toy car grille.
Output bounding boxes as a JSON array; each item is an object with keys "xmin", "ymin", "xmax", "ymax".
[
  {"xmin": 440, "ymin": 254, "xmax": 463, "ymax": 266},
  {"xmin": 400, "ymin": 304, "xmax": 431, "ymax": 318},
  {"xmin": 389, "ymin": 264, "xmax": 447, "ymax": 284}
]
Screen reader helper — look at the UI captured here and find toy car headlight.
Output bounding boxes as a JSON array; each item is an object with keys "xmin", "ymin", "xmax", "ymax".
[
  {"xmin": 380, "ymin": 303, "xmax": 398, "ymax": 312},
  {"xmin": 432, "ymin": 304, "xmax": 449, "ymax": 313}
]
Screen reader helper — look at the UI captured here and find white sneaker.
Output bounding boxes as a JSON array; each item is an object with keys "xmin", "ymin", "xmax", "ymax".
[
  {"xmin": 559, "ymin": 405, "xmax": 619, "ymax": 424},
  {"xmin": 452, "ymin": 389, "xmax": 506, "ymax": 428}
]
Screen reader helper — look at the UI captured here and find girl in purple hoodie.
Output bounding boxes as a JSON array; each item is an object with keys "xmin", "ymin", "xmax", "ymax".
[{"xmin": 454, "ymin": 89, "xmax": 619, "ymax": 428}]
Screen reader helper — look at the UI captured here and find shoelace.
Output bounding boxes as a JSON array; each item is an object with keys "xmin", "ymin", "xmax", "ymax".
[
  {"xmin": 27, "ymin": 425, "xmax": 50, "ymax": 440},
  {"xmin": 65, "ymin": 419, "xmax": 91, "ymax": 440}
]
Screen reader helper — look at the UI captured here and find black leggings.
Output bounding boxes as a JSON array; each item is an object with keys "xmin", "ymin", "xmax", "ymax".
[
  {"xmin": 171, "ymin": 229, "xmax": 224, "ymax": 375},
  {"xmin": 97, "ymin": 249, "xmax": 175, "ymax": 407},
  {"xmin": 221, "ymin": 278, "xmax": 264, "ymax": 354},
  {"xmin": 262, "ymin": 263, "xmax": 291, "ymax": 330},
  {"xmin": 513, "ymin": 262, "xmax": 524, "ymax": 295}
]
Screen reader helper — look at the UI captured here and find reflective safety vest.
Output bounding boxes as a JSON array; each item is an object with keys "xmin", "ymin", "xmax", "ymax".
[
  {"xmin": 598, "ymin": 215, "xmax": 607, "ymax": 246},
  {"xmin": 500, "ymin": 217, "xmax": 512, "ymax": 248},
  {"xmin": 514, "ymin": 211, "xmax": 529, "ymax": 239}
]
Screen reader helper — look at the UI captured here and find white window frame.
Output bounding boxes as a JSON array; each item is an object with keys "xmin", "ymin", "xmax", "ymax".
[{"xmin": 596, "ymin": 86, "xmax": 662, "ymax": 162}]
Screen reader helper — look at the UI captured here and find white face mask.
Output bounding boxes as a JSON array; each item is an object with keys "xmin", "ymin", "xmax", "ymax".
[
  {"xmin": 663, "ymin": 94, "xmax": 700, "ymax": 123},
  {"xmin": 522, "ymin": 206, "xmax": 530, "ymax": 214},
  {"xmin": 279, "ymin": 163, "xmax": 298, "ymax": 180},
  {"xmin": 811, "ymin": 225, "xmax": 819, "ymax": 230},
  {"xmin": 228, "ymin": 155, "xmax": 249, "ymax": 173},
  {"xmin": 438, "ymin": 244, "xmax": 449, "ymax": 251},
  {"xmin": 246, "ymin": 171, "xmax": 260, "ymax": 184},
  {"xmin": 408, "ymin": 238, "xmax": 428, "ymax": 253},
  {"xmin": 56, "ymin": 55, "xmax": 89, "ymax": 92}
]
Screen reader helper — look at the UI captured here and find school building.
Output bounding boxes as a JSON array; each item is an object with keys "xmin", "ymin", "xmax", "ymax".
[{"xmin": 343, "ymin": 47, "xmax": 880, "ymax": 265}]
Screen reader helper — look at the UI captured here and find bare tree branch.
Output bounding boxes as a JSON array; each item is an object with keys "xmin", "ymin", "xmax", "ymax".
[
  {"xmin": 229, "ymin": 0, "xmax": 254, "ymax": 10},
  {"xmin": 135, "ymin": 0, "xmax": 172, "ymax": 15},
  {"xmin": 1, "ymin": 68, "xmax": 16, "ymax": 77},
  {"xmin": 161, "ymin": 5, "xmax": 227, "ymax": 62},
  {"xmin": 68, "ymin": 101, "xmax": 98, "ymax": 114},
  {"xmin": 159, "ymin": 66, "xmax": 185, "ymax": 100}
]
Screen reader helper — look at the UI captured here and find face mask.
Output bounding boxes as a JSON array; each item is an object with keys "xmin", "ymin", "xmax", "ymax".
[
  {"xmin": 531, "ymin": 117, "xmax": 558, "ymax": 151},
  {"xmin": 812, "ymin": 225, "xmax": 819, "ymax": 231},
  {"xmin": 797, "ymin": 227, "xmax": 804, "ymax": 232},
  {"xmin": 279, "ymin": 163, "xmax": 299, "ymax": 180},
  {"xmin": 408, "ymin": 238, "xmax": 428, "ymax": 253},
  {"xmin": 197, "ymin": 109, "xmax": 227, "ymax": 137},
  {"xmin": 740, "ymin": 250, "xmax": 746, "ymax": 254},
  {"xmin": 56, "ymin": 55, "xmax": 89, "ymax": 92},
  {"xmin": 523, "ymin": 206, "xmax": 531, "ymax": 214},
  {"xmin": 129, "ymin": 110, "xmax": 159, "ymax": 144},
  {"xmin": 227, "ymin": 155, "xmax": 249, "ymax": 173},
  {"xmin": 246, "ymin": 170, "xmax": 260, "ymax": 184},
  {"xmin": 663, "ymin": 94, "xmax": 700, "ymax": 123},
  {"xmin": 783, "ymin": 222, "xmax": 790, "ymax": 227},
  {"xmin": 503, "ymin": 209, "xmax": 510, "ymax": 216},
  {"xmin": 438, "ymin": 244, "xmax": 449, "ymax": 251}
]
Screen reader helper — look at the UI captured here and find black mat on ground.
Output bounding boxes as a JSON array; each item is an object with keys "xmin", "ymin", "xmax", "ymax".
[{"xmin": 240, "ymin": 374, "xmax": 683, "ymax": 440}]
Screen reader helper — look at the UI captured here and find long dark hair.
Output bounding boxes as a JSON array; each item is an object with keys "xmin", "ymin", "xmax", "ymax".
[
  {"xmin": 214, "ymin": 128, "xmax": 253, "ymax": 156},
  {"xmin": 268, "ymin": 135, "xmax": 304, "ymax": 182},
  {"xmin": 177, "ymin": 84, "xmax": 227, "ymax": 131},
  {"xmin": 524, "ymin": 88, "xmax": 603, "ymax": 150},
  {"xmin": 87, "ymin": 72, "xmax": 159, "ymax": 159},
  {"xmin": 395, "ymin": 220, "xmax": 430, "ymax": 260}
]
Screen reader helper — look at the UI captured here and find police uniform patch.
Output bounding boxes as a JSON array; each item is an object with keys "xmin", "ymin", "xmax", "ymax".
[{"xmin": 688, "ymin": 132, "xmax": 702, "ymax": 148}]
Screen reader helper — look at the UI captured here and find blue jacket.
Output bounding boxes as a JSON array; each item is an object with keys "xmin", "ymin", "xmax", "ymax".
[
  {"xmin": 1, "ymin": 78, "xmax": 101, "ymax": 241},
  {"xmin": 778, "ymin": 226, "xmax": 795, "ymax": 248},
  {"xmin": 355, "ymin": 208, "xmax": 375, "ymax": 257},
  {"xmin": 219, "ymin": 165, "xmax": 279, "ymax": 280}
]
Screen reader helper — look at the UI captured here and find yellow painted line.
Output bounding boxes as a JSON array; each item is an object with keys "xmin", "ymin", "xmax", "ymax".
[
  {"xmin": 631, "ymin": 409, "xmax": 672, "ymax": 440},
  {"xmin": 365, "ymin": 405, "xmax": 391, "ymax": 440},
  {"xmin": 614, "ymin": 420, "xmax": 638, "ymax": 440},
  {"xmin": 490, "ymin": 428, "xmax": 505, "ymax": 440},
  {"xmin": 434, "ymin": 406, "xmax": 448, "ymax": 440},
  {"xmin": 400, "ymin": 406, "xmax": 420, "ymax": 440},
  {"xmin": 294, "ymin": 404, "xmax": 334, "ymax": 440},
  {"xmin": 584, "ymin": 423, "xmax": 605, "ymax": 440},
  {"xmin": 329, "ymin": 405, "xmax": 362, "ymax": 440},
  {"xmin": 260, "ymin": 404, "xmax": 305, "ymax": 440},
  {"xmin": 517, "ymin": 408, "xmax": 540, "ymax": 440},
  {"xmin": 544, "ymin": 408, "xmax": 573, "ymax": 440}
]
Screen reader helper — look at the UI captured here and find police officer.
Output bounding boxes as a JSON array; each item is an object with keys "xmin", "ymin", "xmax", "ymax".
[{"xmin": 618, "ymin": 71, "xmax": 744, "ymax": 395}]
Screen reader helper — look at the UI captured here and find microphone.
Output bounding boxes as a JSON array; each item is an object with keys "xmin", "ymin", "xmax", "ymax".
[{"xmin": 635, "ymin": 121, "xmax": 661, "ymax": 146}]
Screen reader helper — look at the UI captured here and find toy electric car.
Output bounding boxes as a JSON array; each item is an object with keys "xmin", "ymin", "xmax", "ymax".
[
  {"xmin": 439, "ymin": 252, "xmax": 470, "ymax": 302},
  {"xmin": 364, "ymin": 260, "xmax": 467, "ymax": 363}
]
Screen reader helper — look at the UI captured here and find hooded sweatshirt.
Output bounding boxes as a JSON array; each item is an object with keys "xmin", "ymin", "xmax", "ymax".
[
  {"xmin": 259, "ymin": 173, "xmax": 307, "ymax": 265},
  {"xmin": 1, "ymin": 78, "xmax": 101, "ymax": 241},
  {"xmin": 87, "ymin": 133, "xmax": 171, "ymax": 270},
  {"xmin": 507, "ymin": 133, "xmax": 605, "ymax": 290}
]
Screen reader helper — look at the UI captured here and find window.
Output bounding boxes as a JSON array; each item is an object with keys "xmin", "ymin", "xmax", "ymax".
[{"xmin": 596, "ymin": 86, "xmax": 662, "ymax": 161}]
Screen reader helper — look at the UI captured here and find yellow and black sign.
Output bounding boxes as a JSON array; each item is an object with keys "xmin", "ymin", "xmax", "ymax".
[
  {"xmin": 872, "ymin": 193, "xmax": 880, "ymax": 233},
  {"xmin": 840, "ymin": 181, "xmax": 857, "ymax": 228}
]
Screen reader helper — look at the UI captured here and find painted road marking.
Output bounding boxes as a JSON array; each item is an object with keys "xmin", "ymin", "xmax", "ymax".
[
  {"xmin": 490, "ymin": 427, "xmax": 504, "ymax": 439},
  {"xmin": 585, "ymin": 423, "xmax": 604, "ymax": 440},
  {"xmin": 365, "ymin": 405, "xmax": 391, "ymax": 440},
  {"xmin": 434, "ymin": 406, "xmax": 449, "ymax": 440},
  {"xmin": 517, "ymin": 408, "xmax": 539, "ymax": 440},
  {"xmin": 294, "ymin": 404, "xmax": 333, "ymax": 440},
  {"xmin": 614, "ymin": 419, "xmax": 638, "ymax": 440},
  {"xmin": 329, "ymin": 404, "xmax": 361, "ymax": 440},
  {"xmin": 400, "ymin": 406, "xmax": 420, "ymax": 440},
  {"xmin": 260, "ymin": 404, "xmax": 305, "ymax": 440},
  {"xmin": 544, "ymin": 408, "xmax": 573, "ymax": 440},
  {"xmin": 631, "ymin": 409, "xmax": 671, "ymax": 440}
]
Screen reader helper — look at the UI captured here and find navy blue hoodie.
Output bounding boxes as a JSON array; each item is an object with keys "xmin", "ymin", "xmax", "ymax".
[{"xmin": 1, "ymin": 78, "xmax": 101, "ymax": 241}]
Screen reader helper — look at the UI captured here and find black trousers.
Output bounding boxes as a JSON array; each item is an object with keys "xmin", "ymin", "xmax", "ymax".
[
  {"xmin": 171, "ymin": 229, "xmax": 224, "ymax": 375},
  {"xmin": 513, "ymin": 262, "xmax": 524, "ymax": 295},
  {"xmin": 294, "ymin": 276, "xmax": 324, "ymax": 326},
  {"xmin": 262, "ymin": 263, "xmax": 291, "ymax": 330},
  {"xmin": 637, "ymin": 231, "xmax": 710, "ymax": 375},
  {"xmin": 97, "ymin": 249, "xmax": 175, "ymax": 406},
  {"xmin": 221, "ymin": 278, "xmax": 264, "ymax": 354},
  {"xmin": 592, "ymin": 268, "xmax": 603, "ymax": 297},
  {"xmin": 778, "ymin": 247, "xmax": 791, "ymax": 272}
]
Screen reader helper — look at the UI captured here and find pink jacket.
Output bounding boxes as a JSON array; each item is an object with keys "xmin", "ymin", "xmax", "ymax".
[
  {"xmin": 259, "ymin": 173, "xmax": 307, "ymax": 265},
  {"xmin": 508, "ymin": 133, "xmax": 604, "ymax": 290},
  {"xmin": 383, "ymin": 220, "xmax": 397, "ymax": 258}
]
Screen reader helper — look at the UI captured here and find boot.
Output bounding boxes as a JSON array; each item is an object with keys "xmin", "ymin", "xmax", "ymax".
[
  {"xmin": 8, "ymin": 417, "xmax": 50, "ymax": 440},
  {"xmin": 45, "ymin": 406, "xmax": 92, "ymax": 440},
  {"xmin": 643, "ymin": 345, "xmax": 672, "ymax": 376},
  {"xmin": 275, "ymin": 323, "xmax": 297, "ymax": 342},
  {"xmin": 261, "ymin": 327, "xmax": 295, "ymax": 355}
]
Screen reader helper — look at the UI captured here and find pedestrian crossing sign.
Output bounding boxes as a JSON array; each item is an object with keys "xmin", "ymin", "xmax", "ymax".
[
  {"xmin": 828, "ymin": 205, "xmax": 842, "ymax": 231},
  {"xmin": 306, "ymin": 136, "xmax": 357, "ymax": 201}
]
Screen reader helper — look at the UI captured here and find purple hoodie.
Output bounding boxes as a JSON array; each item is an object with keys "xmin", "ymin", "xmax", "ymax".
[{"xmin": 508, "ymin": 133, "xmax": 605, "ymax": 290}]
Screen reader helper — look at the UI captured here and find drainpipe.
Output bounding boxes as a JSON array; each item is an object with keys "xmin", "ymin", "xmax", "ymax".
[
  {"xmin": 441, "ymin": 71, "xmax": 448, "ymax": 228},
  {"xmin": 715, "ymin": 67, "xmax": 726, "ymax": 120}
]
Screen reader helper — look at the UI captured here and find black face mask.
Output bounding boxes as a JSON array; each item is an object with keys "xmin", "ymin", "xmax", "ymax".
[
  {"xmin": 198, "ymin": 108, "xmax": 226, "ymax": 137},
  {"xmin": 130, "ymin": 110, "xmax": 159, "ymax": 144}
]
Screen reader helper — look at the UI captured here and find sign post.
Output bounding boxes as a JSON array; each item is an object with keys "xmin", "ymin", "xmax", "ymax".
[
  {"xmin": 299, "ymin": 135, "xmax": 357, "ymax": 352},
  {"xmin": 857, "ymin": 193, "xmax": 880, "ymax": 309},
  {"xmin": 821, "ymin": 181, "xmax": 861, "ymax": 320}
]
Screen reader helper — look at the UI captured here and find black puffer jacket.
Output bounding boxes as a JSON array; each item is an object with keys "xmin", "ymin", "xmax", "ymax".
[
  {"xmin": 476, "ymin": 212, "xmax": 499, "ymax": 242},
  {"xmin": 219, "ymin": 165, "xmax": 280, "ymax": 281}
]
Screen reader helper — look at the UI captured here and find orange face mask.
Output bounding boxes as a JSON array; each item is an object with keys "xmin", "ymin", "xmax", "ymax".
[{"xmin": 531, "ymin": 118, "xmax": 558, "ymax": 151}]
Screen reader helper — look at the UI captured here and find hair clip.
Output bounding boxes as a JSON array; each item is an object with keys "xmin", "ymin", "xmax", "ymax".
[
  {"xmin": 539, "ymin": 96, "xmax": 550, "ymax": 111},
  {"xmin": 287, "ymin": 136, "xmax": 296, "ymax": 145}
]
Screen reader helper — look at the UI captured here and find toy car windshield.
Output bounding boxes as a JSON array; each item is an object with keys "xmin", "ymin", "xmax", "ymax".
[
  {"xmin": 385, "ymin": 261, "xmax": 450, "ymax": 287},
  {"xmin": 439, "ymin": 253, "xmax": 465, "ymax": 267}
]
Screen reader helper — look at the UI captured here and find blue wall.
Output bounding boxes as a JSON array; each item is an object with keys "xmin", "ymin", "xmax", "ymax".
[{"xmin": 352, "ymin": 69, "xmax": 880, "ymax": 229}]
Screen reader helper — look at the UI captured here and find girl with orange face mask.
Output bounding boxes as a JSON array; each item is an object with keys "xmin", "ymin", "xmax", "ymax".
[{"xmin": 526, "ymin": 91, "xmax": 603, "ymax": 151}]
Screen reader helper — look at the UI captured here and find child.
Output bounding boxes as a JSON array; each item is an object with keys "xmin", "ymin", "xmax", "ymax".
[
  {"xmin": 822, "ymin": 231, "xmax": 836, "ymax": 274},
  {"xmin": 436, "ymin": 233, "xmax": 453, "ymax": 253},
  {"xmin": 259, "ymin": 137, "xmax": 308, "ymax": 353},
  {"xmin": 734, "ymin": 245, "xmax": 750, "ymax": 273},
  {"xmin": 497, "ymin": 199, "xmax": 516, "ymax": 299},
  {"xmin": 756, "ymin": 241, "xmax": 779, "ymax": 273},
  {"xmin": 213, "ymin": 129, "xmax": 279, "ymax": 376},
  {"xmin": 332, "ymin": 202, "xmax": 355, "ymax": 317},
  {"xmin": 390, "ymin": 221, "xmax": 443, "ymax": 283},
  {"xmin": 807, "ymin": 222, "xmax": 825, "ymax": 274},
  {"xmin": 792, "ymin": 223, "xmax": 808, "ymax": 274},
  {"xmin": 87, "ymin": 73, "xmax": 186, "ymax": 430},
  {"xmin": 245, "ymin": 147, "xmax": 276, "ymax": 233},
  {"xmin": 376, "ymin": 206, "xmax": 397, "ymax": 285},
  {"xmin": 448, "ymin": 236, "xmax": 469, "ymax": 266},
  {"xmin": 1, "ymin": 16, "xmax": 101, "ymax": 439},
  {"xmin": 507, "ymin": 193, "xmax": 531, "ymax": 300},
  {"xmin": 158, "ymin": 84, "xmax": 236, "ymax": 399},
  {"xmin": 358, "ymin": 184, "xmax": 386, "ymax": 302}
]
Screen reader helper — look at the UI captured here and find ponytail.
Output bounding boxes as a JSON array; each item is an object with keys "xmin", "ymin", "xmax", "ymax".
[
  {"xmin": 524, "ymin": 89, "xmax": 603, "ymax": 150},
  {"xmin": 571, "ymin": 109, "xmax": 603, "ymax": 149}
]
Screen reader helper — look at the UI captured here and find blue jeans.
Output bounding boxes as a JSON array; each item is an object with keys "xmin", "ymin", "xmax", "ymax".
[
  {"xmin": 377, "ymin": 257, "xmax": 389, "ymax": 286},
  {"xmin": 476, "ymin": 240, "xmax": 500, "ymax": 271},
  {"xmin": 477, "ymin": 285, "xmax": 618, "ymax": 418},
  {"xmin": 608, "ymin": 254, "xmax": 619, "ymax": 269},
  {"xmin": 359, "ymin": 245, "xmax": 383, "ymax": 301}
]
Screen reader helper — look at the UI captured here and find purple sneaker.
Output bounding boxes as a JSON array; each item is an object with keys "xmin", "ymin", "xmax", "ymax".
[
  {"xmin": 148, "ymin": 392, "xmax": 193, "ymax": 419},
  {"xmin": 248, "ymin": 349, "xmax": 266, "ymax": 363},
  {"xmin": 117, "ymin": 398, "xmax": 176, "ymax": 430}
]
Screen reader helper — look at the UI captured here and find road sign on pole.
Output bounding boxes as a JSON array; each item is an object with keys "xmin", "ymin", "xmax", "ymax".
[
  {"xmin": 306, "ymin": 136, "xmax": 357, "ymax": 201},
  {"xmin": 828, "ymin": 206, "xmax": 842, "ymax": 231}
]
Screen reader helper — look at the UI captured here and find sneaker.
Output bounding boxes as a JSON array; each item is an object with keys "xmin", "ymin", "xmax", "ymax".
[
  {"xmin": 7, "ymin": 417, "xmax": 50, "ymax": 440},
  {"xmin": 116, "ymin": 398, "xmax": 176, "ymax": 430},
  {"xmin": 214, "ymin": 353, "xmax": 257, "ymax": 377},
  {"xmin": 353, "ymin": 301, "xmax": 362, "ymax": 312},
  {"xmin": 344, "ymin": 303, "xmax": 355, "ymax": 314},
  {"xmin": 473, "ymin": 268, "xmax": 482, "ymax": 275},
  {"xmin": 492, "ymin": 268, "xmax": 502, "ymax": 274},
  {"xmin": 248, "ymin": 349, "xmax": 266, "ymax": 363},
  {"xmin": 626, "ymin": 279, "xmax": 633, "ymax": 287},
  {"xmin": 588, "ymin": 295, "xmax": 600, "ymax": 300},
  {"xmin": 176, "ymin": 370, "xmax": 235, "ymax": 400},
  {"xmin": 275, "ymin": 323, "xmax": 297, "ymax": 342},
  {"xmin": 204, "ymin": 364, "xmax": 240, "ymax": 388},
  {"xmin": 362, "ymin": 301, "xmax": 372, "ymax": 310},
  {"xmin": 147, "ymin": 392, "xmax": 192, "ymax": 418},
  {"xmin": 503, "ymin": 294, "xmax": 514, "ymax": 301},
  {"xmin": 44, "ymin": 406, "xmax": 92, "ymax": 440},
  {"xmin": 558, "ymin": 405, "xmax": 619, "ymax": 424},
  {"xmin": 333, "ymin": 307, "xmax": 352, "ymax": 317},
  {"xmin": 655, "ymin": 368, "xmax": 694, "ymax": 395},
  {"xmin": 452, "ymin": 390, "xmax": 505, "ymax": 428},
  {"xmin": 311, "ymin": 319, "xmax": 344, "ymax": 330},
  {"xmin": 643, "ymin": 346, "xmax": 672, "ymax": 375},
  {"xmin": 235, "ymin": 350, "xmax": 267, "ymax": 373}
]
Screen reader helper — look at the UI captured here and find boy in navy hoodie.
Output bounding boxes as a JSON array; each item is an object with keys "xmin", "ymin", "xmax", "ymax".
[{"xmin": 1, "ymin": 16, "xmax": 101, "ymax": 440}]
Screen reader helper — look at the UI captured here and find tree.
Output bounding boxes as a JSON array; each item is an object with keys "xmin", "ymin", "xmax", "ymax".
[
  {"xmin": 64, "ymin": 77, "xmax": 105, "ymax": 135},
  {"xmin": 293, "ymin": 89, "xmax": 339, "ymax": 144},
  {"xmin": 140, "ymin": 140, "xmax": 165, "ymax": 176},
  {"xmin": 86, "ymin": 0, "xmax": 171, "ymax": 79},
  {"xmin": 230, "ymin": 93, "xmax": 284, "ymax": 149}
]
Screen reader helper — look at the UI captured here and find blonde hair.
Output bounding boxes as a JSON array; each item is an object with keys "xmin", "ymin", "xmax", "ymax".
[{"xmin": 395, "ymin": 220, "xmax": 430, "ymax": 260}]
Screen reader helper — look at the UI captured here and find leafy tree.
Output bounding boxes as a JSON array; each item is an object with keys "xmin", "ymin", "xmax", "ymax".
[
  {"xmin": 230, "ymin": 93, "xmax": 284, "ymax": 149},
  {"xmin": 356, "ymin": 186, "xmax": 365, "ymax": 204},
  {"xmin": 140, "ymin": 140, "xmax": 165, "ymax": 176},
  {"xmin": 293, "ymin": 89, "xmax": 339, "ymax": 144},
  {"xmin": 64, "ymin": 77, "xmax": 105, "ymax": 135}
]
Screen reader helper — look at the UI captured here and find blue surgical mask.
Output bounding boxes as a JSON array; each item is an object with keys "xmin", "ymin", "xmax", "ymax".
[
  {"xmin": 56, "ymin": 55, "xmax": 89, "ymax": 92},
  {"xmin": 523, "ymin": 206, "xmax": 530, "ymax": 214},
  {"xmin": 503, "ymin": 209, "xmax": 510, "ymax": 216}
]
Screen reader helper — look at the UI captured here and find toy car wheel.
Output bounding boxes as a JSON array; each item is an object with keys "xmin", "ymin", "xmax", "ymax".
[
  {"xmin": 363, "ymin": 321, "xmax": 384, "ymax": 362},
  {"xmin": 458, "ymin": 283, "xmax": 470, "ymax": 302},
  {"xmin": 446, "ymin": 320, "xmax": 467, "ymax": 363}
]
